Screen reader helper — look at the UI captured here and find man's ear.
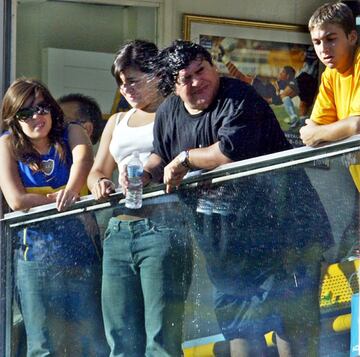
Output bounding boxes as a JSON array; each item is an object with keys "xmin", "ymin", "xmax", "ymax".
[
  {"xmin": 81, "ymin": 121, "xmax": 94, "ymax": 140},
  {"xmin": 349, "ymin": 29, "xmax": 358, "ymax": 46},
  {"xmin": 174, "ymin": 84, "xmax": 181, "ymax": 96}
]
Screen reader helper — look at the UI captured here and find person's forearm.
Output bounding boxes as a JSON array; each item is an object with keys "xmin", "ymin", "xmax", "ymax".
[
  {"xmin": 10, "ymin": 193, "xmax": 53, "ymax": 211},
  {"xmin": 315, "ymin": 116, "xmax": 360, "ymax": 143},
  {"xmin": 280, "ymin": 86, "xmax": 297, "ymax": 99},
  {"xmin": 143, "ymin": 153, "xmax": 166, "ymax": 183},
  {"xmin": 187, "ymin": 142, "xmax": 232, "ymax": 170},
  {"xmin": 67, "ymin": 159, "xmax": 93, "ymax": 194}
]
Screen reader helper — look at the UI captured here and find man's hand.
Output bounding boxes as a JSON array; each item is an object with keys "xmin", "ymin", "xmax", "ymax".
[
  {"xmin": 300, "ymin": 119, "xmax": 323, "ymax": 146},
  {"xmin": 273, "ymin": 80, "xmax": 280, "ymax": 94},
  {"xmin": 163, "ymin": 157, "xmax": 189, "ymax": 193}
]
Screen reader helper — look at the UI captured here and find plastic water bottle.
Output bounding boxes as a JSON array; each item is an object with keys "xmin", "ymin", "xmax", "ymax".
[{"xmin": 125, "ymin": 151, "xmax": 143, "ymax": 209}]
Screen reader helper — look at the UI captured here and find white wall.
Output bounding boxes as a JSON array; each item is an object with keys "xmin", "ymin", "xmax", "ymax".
[
  {"xmin": 16, "ymin": 1, "xmax": 156, "ymax": 79},
  {"xmin": 42, "ymin": 48, "xmax": 117, "ymax": 113}
]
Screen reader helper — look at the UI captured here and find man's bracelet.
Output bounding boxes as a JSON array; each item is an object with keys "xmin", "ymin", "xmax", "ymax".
[
  {"xmin": 142, "ymin": 170, "xmax": 153, "ymax": 186},
  {"xmin": 143, "ymin": 170, "xmax": 152, "ymax": 180},
  {"xmin": 97, "ymin": 177, "xmax": 111, "ymax": 185}
]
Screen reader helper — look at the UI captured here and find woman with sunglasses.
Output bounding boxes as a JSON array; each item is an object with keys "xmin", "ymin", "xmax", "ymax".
[
  {"xmin": 88, "ymin": 40, "xmax": 193, "ymax": 356},
  {"xmin": 0, "ymin": 78, "xmax": 108, "ymax": 356}
]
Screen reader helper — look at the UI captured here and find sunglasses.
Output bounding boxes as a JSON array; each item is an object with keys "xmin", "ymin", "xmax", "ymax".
[{"xmin": 15, "ymin": 104, "xmax": 51, "ymax": 121}]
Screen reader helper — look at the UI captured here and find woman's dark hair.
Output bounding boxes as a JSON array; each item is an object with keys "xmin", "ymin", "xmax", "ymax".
[
  {"xmin": 111, "ymin": 40, "xmax": 159, "ymax": 87},
  {"xmin": 156, "ymin": 40, "xmax": 213, "ymax": 97},
  {"xmin": 1, "ymin": 78, "xmax": 66, "ymax": 171}
]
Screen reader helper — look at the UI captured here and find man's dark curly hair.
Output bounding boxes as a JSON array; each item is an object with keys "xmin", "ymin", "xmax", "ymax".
[{"xmin": 157, "ymin": 40, "xmax": 213, "ymax": 97}]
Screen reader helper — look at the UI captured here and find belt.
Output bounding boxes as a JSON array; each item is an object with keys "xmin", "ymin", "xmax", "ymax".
[
  {"xmin": 113, "ymin": 201, "xmax": 181, "ymax": 222},
  {"xmin": 115, "ymin": 214, "xmax": 145, "ymax": 221}
]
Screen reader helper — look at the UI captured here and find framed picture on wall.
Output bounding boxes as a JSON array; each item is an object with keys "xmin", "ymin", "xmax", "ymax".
[{"xmin": 183, "ymin": 14, "xmax": 320, "ymax": 149}]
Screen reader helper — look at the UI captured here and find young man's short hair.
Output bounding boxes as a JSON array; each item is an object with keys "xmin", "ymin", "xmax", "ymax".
[
  {"xmin": 283, "ymin": 66, "xmax": 296, "ymax": 80},
  {"xmin": 58, "ymin": 93, "xmax": 103, "ymax": 145},
  {"xmin": 308, "ymin": 2, "xmax": 356, "ymax": 35}
]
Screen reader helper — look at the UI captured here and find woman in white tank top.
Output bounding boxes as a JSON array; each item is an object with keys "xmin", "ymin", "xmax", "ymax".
[{"xmin": 88, "ymin": 40, "xmax": 192, "ymax": 357}]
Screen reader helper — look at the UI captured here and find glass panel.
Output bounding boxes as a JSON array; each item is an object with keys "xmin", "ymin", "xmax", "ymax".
[
  {"xmin": 180, "ymin": 155, "xmax": 358, "ymax": 356},
  {"xmin": 3, "ymin": 148, "xmax": 360, "ymax": 356}
]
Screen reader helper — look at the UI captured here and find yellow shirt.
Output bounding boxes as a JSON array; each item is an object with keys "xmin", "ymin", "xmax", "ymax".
[
  {"xmin": 311, "ymin": 48, "xmax": 360, "ymax": 123},
  {"xmin": 26, "ymin": 184, "xmax": 89, "ymax": 197},
  {"xmin": 311, "ymin": 47, "xmax": 360, "ymax": 191}
]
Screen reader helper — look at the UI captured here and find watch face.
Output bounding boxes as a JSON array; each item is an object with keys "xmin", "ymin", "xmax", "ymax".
[
  {"xmin": 179, "ymin": 151, "xmax": 186, "ymax": 163},
  {"xmin": 179, "ymin": 151, "xmax": 189, "ymax": 167}
]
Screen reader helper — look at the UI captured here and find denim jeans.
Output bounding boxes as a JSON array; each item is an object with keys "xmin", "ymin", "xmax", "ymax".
[
  {"xmin": 16, "ymin": 260, "xmax": 109, "ymax": 357},
  {"xmin": 282, "ymin": 96, "xmax": 298, "ymax": 121},
  {"xmin": 102, "ymin": 217, "xmax": 193, "ymax": 357}
]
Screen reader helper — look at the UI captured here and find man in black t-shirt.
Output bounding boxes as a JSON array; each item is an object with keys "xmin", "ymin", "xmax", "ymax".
[
  {"xmin": 152, "ymin": 72, "xmax": 291, "ymax": 167},
  {"xmin": 125, "ymin": 40, "xmax": 331, "ymax": 356},
  {"xmin": 145, "ymin": 43, "xmax": 291, "ymax": 184}
]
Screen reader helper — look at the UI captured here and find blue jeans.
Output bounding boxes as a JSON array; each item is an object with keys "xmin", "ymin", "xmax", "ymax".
[
  {"xmin": 102, "ymin": 218, "xmax": 193, "ymax": 357},
  {"xmin": 17, "ymin": 260, "xmax": 108, "ymax": 357},
  {"xmin": 282, "ymin": 96, "xmax": 298, "ymax": 121}
]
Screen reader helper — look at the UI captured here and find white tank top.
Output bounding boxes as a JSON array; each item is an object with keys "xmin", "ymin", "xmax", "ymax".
[{"xmin": 109, "ymin": 108, "xmax": 154, "ymax": 185}]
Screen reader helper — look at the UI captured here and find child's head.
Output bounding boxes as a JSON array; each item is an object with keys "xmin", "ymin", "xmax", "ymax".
[
  {"xmin": 278, "ymin": 66, "xmax": 296, "ymax": 81},
  {"xmin": 308, "ymin": 2, "xmax": 355, "ymax": 36},
  {"xmin": 309, "ymin": 2, "xmax": 358, "ymax": 72}
]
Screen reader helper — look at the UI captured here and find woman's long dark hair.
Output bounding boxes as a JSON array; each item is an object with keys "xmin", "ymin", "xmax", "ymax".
[{"xmin": 1, "ymin": 78, "xmax": 66, "ymax": 171}]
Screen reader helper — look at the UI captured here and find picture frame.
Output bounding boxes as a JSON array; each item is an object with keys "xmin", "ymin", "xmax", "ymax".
[{"xmin": 183, "ymin": 14, "xmax": 321, "ymax": 152}]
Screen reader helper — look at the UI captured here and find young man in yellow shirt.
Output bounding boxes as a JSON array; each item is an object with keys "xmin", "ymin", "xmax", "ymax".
[
  {"xmin": 301, "ymin": 2, "xmax": 360, "ymax": 260},
  {"xmin": 300, "ymin": 2, "xmax": 360, "ymax": 147}
]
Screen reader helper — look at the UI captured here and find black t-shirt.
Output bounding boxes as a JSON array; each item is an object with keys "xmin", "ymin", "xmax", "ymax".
[
  {"xmin": 153, "ymin": 77, "xmax": 333, "ymax": 289},
  {"xmin": 153, "ymin": 76, "xmax": 292, "ymax": 164}
]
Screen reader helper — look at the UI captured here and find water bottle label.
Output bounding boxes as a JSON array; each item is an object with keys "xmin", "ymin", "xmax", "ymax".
[{"xmin": 127, "ymin": 165, "xmax": 143, "ymax": 178}]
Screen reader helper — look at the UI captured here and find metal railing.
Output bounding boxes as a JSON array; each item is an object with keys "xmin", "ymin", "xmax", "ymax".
[{"xmin": 3, "ymin": 135, "xmax": 360, "ymax": 227}]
